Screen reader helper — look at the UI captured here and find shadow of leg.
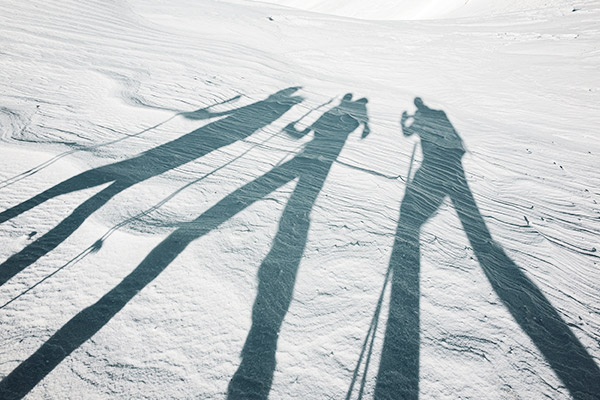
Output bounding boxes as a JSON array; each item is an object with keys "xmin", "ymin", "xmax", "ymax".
[
  {"xmin": 0, "ymin": 227, "xmax": 192, "ymax": 400},
  {"xmin": 228, "ymin": 165, "xmax": 327, "ymax": 400},
  {"xmin": 374, "ymin": 230, "xmax": 420, "ymax": 400},
  {"xmin": 0, "ymin": 179, "xmax": 129, "ymax": 287},
  {"xmin": 227, "ymin": 243, "xmax": 300, "ymax": 400},
  {"xmin": 0, "ymin": 169, "xmax": 112, "ymax": 224},
  {"xmin": 375, "ymin": 168, "xmax": 446, "ymax": 400},
  {"xmin": 450, "ymin": 168, "xmax": 600, "ymax": 400}
]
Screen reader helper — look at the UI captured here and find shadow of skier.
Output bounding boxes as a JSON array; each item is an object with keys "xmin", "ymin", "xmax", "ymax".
[
  {"xmin": 227, "ymin": 94, "xmax": 369, "ymax": 400},
  {"xmin": 0, "ymin": 88, "xmax": 303, "ymax": 287},
  {"xmin": 0, "ymin": 93, "xmax": 370, "ymax": 400},
  {"xmin": 374, "ymin": 97, "xmax": 600, "ymax": 400}
]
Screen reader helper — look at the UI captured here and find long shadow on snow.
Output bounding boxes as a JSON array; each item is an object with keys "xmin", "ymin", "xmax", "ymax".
[
  {"xmin": 0, "ymin": 94, "xmax": 370, "ymax": 400},
  {"xmin": 0, "ymin": 88, "xmax": 303, "ymax": 287},
  {"xmin": 373, "ymin": 97, "xmax": 600, "ymax": 400}
]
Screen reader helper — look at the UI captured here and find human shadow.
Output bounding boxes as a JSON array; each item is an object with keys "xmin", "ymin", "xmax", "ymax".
[
  {"xmin": 0, "ymin": 94, "xmax": 370, "ymax": 400},
  {"xmin": 226, "ymin": 94, "xmax": 369, "ymax": 400},
  {"xmin": 374, "ymin": 98, "xmax": 600, "ymax": 400},
  {"xmin": 0, "ymin": 88, "xmax": 303, "ymax": 287}
]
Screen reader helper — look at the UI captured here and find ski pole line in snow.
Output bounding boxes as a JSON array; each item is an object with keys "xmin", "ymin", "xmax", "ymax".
[
  {"xmin": 0, "ymin": 95, "xmax": 243, "ymax": 191},
  {"xmin": 0, "ymin": 99, "xmax": 335, "ymax": 310},
  {"xmin": 334, "ymin": 159, "xmax": 405, "ymax": 182},
  {"xmin": 346, "ymin": 142, "xmax": 417, "ymax": 400}
]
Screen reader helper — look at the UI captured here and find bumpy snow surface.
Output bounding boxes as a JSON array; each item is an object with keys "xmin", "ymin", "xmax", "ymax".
[{"xmin": 1, "ymin": 0, "xmax": 599, "ymax": 399}]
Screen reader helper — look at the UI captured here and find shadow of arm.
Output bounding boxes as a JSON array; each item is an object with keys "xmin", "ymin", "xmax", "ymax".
[
  {"xmin": 360, "ymin": 115, "xmax": 370, "ymax": 138},
  {"xmin": 283, "ymin": 121, "xmax": 312, "ymax": 139},
  {"xmin": 401, "ymin": 111, "xmax": 417, "ymax": 137}
]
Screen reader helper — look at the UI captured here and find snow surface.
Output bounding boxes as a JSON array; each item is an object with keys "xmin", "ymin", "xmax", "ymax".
[{"xmin": 0, "ymin": 0, "xmax": 599, "ymax": 399}]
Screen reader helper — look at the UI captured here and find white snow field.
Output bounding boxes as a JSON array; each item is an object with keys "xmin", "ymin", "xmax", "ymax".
[{"xmin": 1, "ymin": 0, "xmax": 599, "ymax": 399}]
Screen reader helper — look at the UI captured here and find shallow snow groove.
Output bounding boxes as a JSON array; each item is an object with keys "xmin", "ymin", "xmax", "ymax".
[{"xmin": 1, "ymin": 0, "xmax": 600, "ymax": 399}]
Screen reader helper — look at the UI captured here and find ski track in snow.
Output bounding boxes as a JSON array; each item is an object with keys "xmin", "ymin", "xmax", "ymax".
[{"xmin": 0, "ymin": 0, "xmax": 599, "ymax": 399}]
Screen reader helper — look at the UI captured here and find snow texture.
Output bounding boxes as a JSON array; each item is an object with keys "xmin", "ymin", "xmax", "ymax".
[{"xmin": 0, "ymin": 0, "xmax": 599, "ymax": 399}]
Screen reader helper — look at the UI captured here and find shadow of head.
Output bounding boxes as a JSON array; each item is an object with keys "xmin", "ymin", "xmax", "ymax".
[
  {"xmin": 414, "ymin": 97, "xmax": 436, "ymax": 116},
  {"xmin": 414, "ymin": 96, "xmax": 425, "ymax": 109}
]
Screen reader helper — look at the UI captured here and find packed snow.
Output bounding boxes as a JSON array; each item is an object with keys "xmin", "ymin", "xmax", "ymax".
[{"xmin": 1, "ymin": 0, "xmax": 599, "ymax": 399}]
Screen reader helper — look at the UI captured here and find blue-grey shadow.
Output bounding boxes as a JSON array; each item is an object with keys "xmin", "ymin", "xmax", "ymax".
[
  {"xmin": 0, "ymin": 94, "xmax": 370, "ymax": 400},
  {"xmin": 0, "ymin": 88, "xmax": 303, "ymax": 287},
  {"xmin": 226, "ymin": 94, "xmax": 369, "ymax": 400},
  {"xmin": 374, "ymin": 98, "xmax": 600, "ymax": 400}
]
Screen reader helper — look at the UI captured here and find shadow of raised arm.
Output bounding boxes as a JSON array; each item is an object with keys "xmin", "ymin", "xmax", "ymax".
[
  {"xmin": 401, "ymin": 111, "xmax": 416, "ymax": 137},
  {"xmin": 358, "ymin": 110, "xmax": 370, "ymax": 138},
  {"xmin": 283, "ymin": 120, "xmax": 312, "ymax": 139}
]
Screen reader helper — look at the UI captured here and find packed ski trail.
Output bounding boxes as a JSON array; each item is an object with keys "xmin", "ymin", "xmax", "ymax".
[{"xmin": 1, "ymin": 0, "xmax": 599, "ymax": 399}]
